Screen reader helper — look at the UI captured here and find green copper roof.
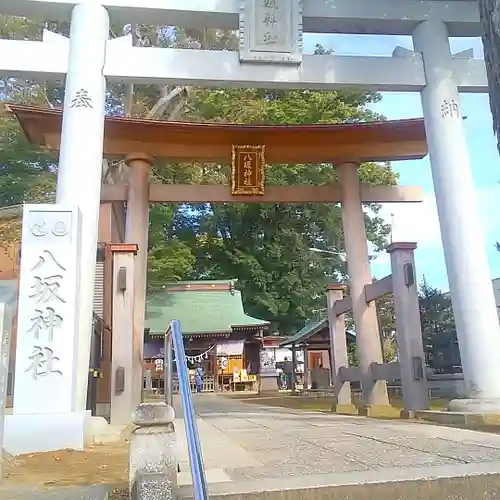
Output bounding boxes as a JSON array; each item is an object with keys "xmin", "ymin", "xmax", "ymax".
[
  {"xmin": 280, "ymin": 318, "xmax": 327, "ymax": 347},
  {"xmin": 280, "ymin": 317, "xmax": 356, "ymax": 347},
  {"xmin": 145, "ymin": 280, "xmax": 269, "ymax": 334}
]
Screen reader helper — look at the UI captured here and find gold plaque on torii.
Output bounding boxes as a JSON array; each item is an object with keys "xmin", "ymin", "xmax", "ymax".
[{"xmin": 231, "ymin": 145, "xmax": 265, "ymax": 196}]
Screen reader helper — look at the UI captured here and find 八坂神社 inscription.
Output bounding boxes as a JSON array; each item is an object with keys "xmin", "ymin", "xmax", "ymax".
[
  {"xmin": 231, "ymin": 145, "xmax": 265, "ymax": 195},
  {"xmin": 24, "ymin": 232, "xmax": 69, "ymax": 380}
]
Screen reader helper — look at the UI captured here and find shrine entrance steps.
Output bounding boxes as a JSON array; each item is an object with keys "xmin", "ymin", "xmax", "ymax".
[{"xmin": 176, "ymin": 393, "xmax": 500, "ymax": 500}]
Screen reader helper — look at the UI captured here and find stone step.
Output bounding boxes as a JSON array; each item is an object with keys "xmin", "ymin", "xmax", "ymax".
[{"xmin": 176, "ymin": 463, "xmax": 500, "ymax": 500}]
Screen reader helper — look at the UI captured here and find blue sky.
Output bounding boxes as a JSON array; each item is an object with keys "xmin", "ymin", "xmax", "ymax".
[{"xmin": 304, "ymin": 33, "xmax": 500, "ymax": 291}]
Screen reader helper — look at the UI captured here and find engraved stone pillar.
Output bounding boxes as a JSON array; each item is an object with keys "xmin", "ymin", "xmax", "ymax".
[
  {"xmin": 337, "ymin": 163, "xmax": 389, "ymax": 407},
  {"xmin": 388, "ymin": 242, "xmax": 429, "ymax": 412},
  {"xmin": 129, "ymin": 402, "xmax": 177, "ymax": 500},
  {"xmin": 110, "ymin": 244, "xmax": 137, "ymax": 426},
  {"xmin": 5, "ymin": 205, "xmax": 87, "ymax": 455},
  {"xmin": 56, "ymin": 2, "xmax": 109, "ymax": 411},
  {"xmin": 326, "ymin": 284, "xmax": 353, "ymax": 410},
  {"xmin": 124, "ymin": 153, "xmax": 152, "ymax": 408}
]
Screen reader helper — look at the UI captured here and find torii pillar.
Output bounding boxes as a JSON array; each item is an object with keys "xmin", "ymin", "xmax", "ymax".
[
  {"xmin": 337, "ymin": 162, "xmax": 389, "ymax": 407},
  {"xmin": 124, "ymin": 153, "xmax": 152, "ymax": 408},
  {"xmin": 413, "ymin": 20, "xmax": 500, "ymax": 411}
]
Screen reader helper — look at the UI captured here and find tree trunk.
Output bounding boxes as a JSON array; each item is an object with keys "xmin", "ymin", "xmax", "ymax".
[{"xmin": 479, "ymin": 0, "xmax": 500, "ymax": 151}]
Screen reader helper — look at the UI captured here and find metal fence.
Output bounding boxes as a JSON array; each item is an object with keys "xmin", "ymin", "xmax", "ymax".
[{"xmin": 166, "ymin": 320, "xmax": 208, "ymax": 500}]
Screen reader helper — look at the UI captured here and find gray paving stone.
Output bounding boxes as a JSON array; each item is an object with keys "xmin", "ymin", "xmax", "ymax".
[
  {"xmin": 386, "ymin": 436, "xmax": 500, "ymax": 463},
  {"xmin": 182, "ymin": 394, "xmax": 500, "ymax": 489}
]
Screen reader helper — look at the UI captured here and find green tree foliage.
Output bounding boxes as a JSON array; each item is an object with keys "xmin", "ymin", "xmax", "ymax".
[
  {"xmin": 149, "ymin": 84, "xmax": 396, "ymax": 333},
  {"xmin": 375, "ymin": 293, "xmax": 397, "ymax": 362},
  {"xmin": 419, "ymin": 278, "xmax": 461, "ymax": 373},
  {"xmin": 2, "ymin": 21, "xmax": 396, "ymax": 333}
]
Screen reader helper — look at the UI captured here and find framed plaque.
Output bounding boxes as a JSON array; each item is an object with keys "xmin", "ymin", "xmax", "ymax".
[{"xmin": 231, "ymin": 145, "xmax": 266, "ymax": 196}]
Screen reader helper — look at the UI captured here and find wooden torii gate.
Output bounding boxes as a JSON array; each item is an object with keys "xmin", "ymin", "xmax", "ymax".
[{"xmin": 7, "ymin": 104, "xmax": 427, "ymax": 420}]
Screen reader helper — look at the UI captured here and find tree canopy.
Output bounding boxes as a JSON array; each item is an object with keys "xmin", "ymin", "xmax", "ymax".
[{"xmin": 2, "ymin": 19, "xmax": 397, "ymax": 334}]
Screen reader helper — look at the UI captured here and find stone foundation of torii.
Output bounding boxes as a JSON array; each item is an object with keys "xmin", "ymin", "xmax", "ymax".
[{"xmin": 1, "ymin": 0, "xmax": 500, "ymax": 454}]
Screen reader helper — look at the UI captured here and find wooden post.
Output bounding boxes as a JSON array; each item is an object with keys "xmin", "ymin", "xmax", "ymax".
[
  {"xmin": 337, "ymin": 162, "xmax": 389, "ymax": 407},
  {"xmin": 291, "ymin": 343, "xmax": 297, "ymax": 394},
  {"xmin": 110, "ymin": 243, "xmax": 138, "ymax": 425},
  {"xmin": 387, "ymin": 242, "xmax": 429, "ymax": 413},
  {"xmin": 326, "ymin": 284, "xmax": 354, "ymax": 411},
  {"xmin": 124, "ymin": 153, "xmax": 152, "ymax": 408},
  {"xmin": 164, "ymin": 333, "xmax": 173, "ymax": 407},
  {"xmin": 303, "ymin": 344, "xmax": 309, "ymax": 390}
]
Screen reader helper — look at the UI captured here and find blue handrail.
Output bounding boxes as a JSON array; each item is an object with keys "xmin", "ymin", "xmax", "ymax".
[{"xmin": 168, "ymin": 319, "xmax": 209, "ymax": 500}]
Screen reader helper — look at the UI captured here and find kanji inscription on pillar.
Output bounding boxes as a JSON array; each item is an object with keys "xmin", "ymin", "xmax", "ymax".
[
  {"xmin": 440, "ymin": 98, "xmax": 461, "ymax": 119},
  {"xmin": 231, "ymin": 145, "xmax": 266, "ymax": 196},
  {"xmin": 239, "ymin": 0, "xmax": 303, "ymax": 64},
  {"xmin": 13, "ymin": 205, "xmax": 81, "ymax": 415},
  {"xmin": 70, "ymin": 89, "xmax": 93, "ymax": 108}
]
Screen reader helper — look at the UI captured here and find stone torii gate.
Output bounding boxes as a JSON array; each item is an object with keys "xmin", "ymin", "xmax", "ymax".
[{"xmin": 1, "ymin": 0, "xmax": 500, "ymax": 453}]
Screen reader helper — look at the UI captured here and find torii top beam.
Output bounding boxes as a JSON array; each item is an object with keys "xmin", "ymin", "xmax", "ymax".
[
  {"xmin": 0, "ymin": 0, "xmax": 481, "ymax": 37},
  {"xmin": 7, "ymin": 104, "xmax": 427, "ymax": 164}
]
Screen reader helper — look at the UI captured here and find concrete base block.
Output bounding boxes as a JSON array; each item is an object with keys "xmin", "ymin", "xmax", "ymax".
[
  {"xmin": 129, "ymin": 403, "xmax": 178, "ymax": 499},
  {"xmin": 331, "ymin": 404, "xmax": 357, "ymax": 414},
  {"xmin": 4, "ymin": 410, "xmax": 90, "ymax": 455},
  {"xmin": 357, "ymin": 405, "xmax": 398, "ymax": 417},
  {"xmin": 259, "ymin": 376, "xmax": 278, "ymax": 393},
  {"xmin": 415, "ymin": 410, "xmax": 500, "ymax": 426},
  {"xmin": 90, "ymin": 424, "xmax": 130, "ymax": 446},
  {"xmin": 400, "ymin": 409, "xmax": 417, "ymax": 419},
  {"xmin": 448, "ymin": 398, "xmax": 500, "ymax": 414},
  {"xmin": 95, "ymin": 402, "xmax": 111, "ymax": 419}
]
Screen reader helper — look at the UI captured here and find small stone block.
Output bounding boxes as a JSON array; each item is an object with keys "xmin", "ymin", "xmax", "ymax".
[
  {"xmin": 131, "ymin": 472, "xmax": 174, "ymax": 500},
  {"xmin": 132, "ymin": 402, "xmax": 175, "ymax": 426},
  {"xmin": 358, "ymin": 405, "xmax": 399, "ymax": 417},
  {"xmin": 400, "ymin": 409, "xmax": 417, "ymax": 419},
  {"xmin": 331, "ymin": 404, "xmax": 357, "ymax": 414}
]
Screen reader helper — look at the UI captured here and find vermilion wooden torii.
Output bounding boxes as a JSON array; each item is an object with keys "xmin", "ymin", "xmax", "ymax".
[{"xmin": 8, "ymin": 103, "xmax": 426, "ymax": 413}]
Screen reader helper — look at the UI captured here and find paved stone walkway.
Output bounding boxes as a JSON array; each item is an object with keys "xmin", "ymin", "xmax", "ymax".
[{"xmin": 175, "ymin": 393, "xmax": 500, "ymax": 497}]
